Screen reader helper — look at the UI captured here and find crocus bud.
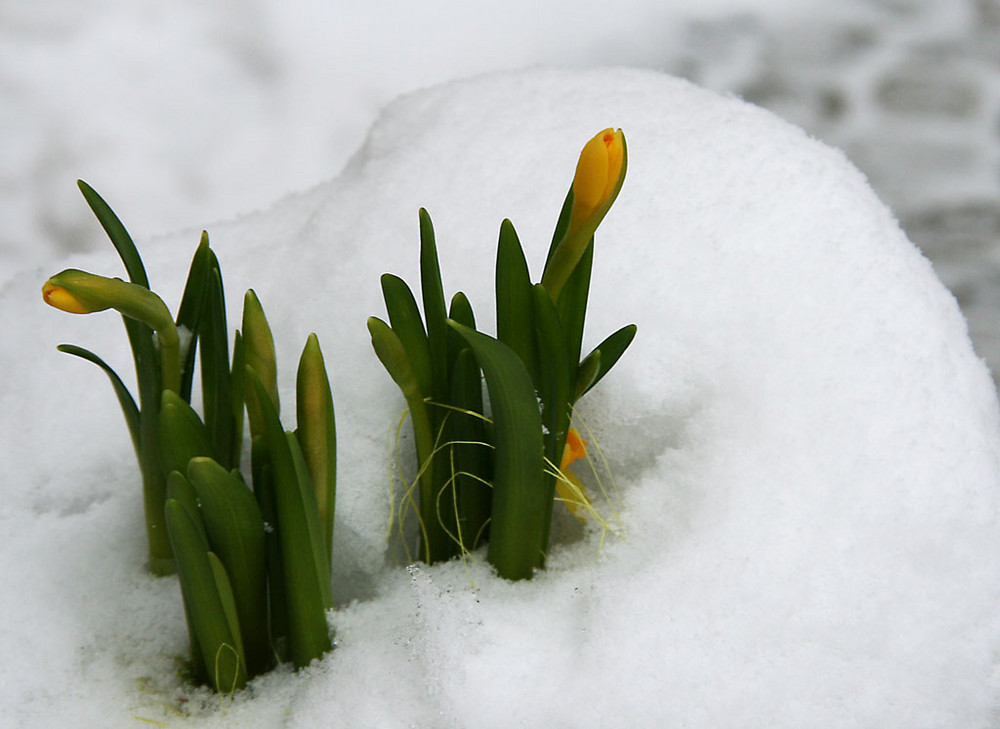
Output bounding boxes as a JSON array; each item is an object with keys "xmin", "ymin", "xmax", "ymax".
[
  {"xmin": 42, "ymin": 278, "xmax": 94, "ymax": 314},
  {"xmin": 569, "ymin": 128, "xmax": 626, "ymax": 235},
  {"xmin": 43, "ymin": 269, "xmax": 173, "ymax": 331},
  {"xmin": 43, "ymin": 270, "xmax": 122, "ymax": 314},
  {"xmin": 42, "ymin": 268, "xmax": 181, "ymax": 393},
  {"xmin": 541, "ymin": 128, "xmax": 627, "ymax": 302}
]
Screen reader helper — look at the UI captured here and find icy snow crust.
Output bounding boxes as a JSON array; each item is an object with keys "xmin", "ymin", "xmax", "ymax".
[{"xmin": 4, "ymin": 68, "xmax": 1000, "ymax": 726}]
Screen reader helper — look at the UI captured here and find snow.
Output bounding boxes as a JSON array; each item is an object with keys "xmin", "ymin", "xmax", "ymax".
[
  {"xmin": 4, "ymin": 65, "xmax": 1000, "ymax": 727},
  {"xmin": 2, "ymin": 0, "xmax": 839, "ymax": 279}
]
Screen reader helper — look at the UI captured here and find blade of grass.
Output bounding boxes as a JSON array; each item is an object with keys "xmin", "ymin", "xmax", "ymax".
[{"xmin": 448, "ymin": 321, "xmax": 547, "ymax": 580}]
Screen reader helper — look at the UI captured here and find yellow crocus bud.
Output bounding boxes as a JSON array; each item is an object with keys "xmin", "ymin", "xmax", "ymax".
[
  {"xmin": 569, "ymin": 128, "xmax": 626, "ymax": 234},
  {"xmin": 42, "ymin": 279, "xmax": 93, "ymax": 314},
  {"xmin": 42, "ymin": 268, "xmax": 181, "ymax": 393},
  {"xmin": 541, "ymin": 128, "xmax": 627, "ymax": 302},
  {"xmin": 43, "ymin": 269, "xmax": 127, "ymax": 315}
]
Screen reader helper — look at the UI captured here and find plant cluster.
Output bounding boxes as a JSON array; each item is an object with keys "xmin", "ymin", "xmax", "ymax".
[
  {"xmin": 42, "ymin": 184, "xmax": 335, "ymax": 692},
  {"xmin": 369, "ymin": 128, "xmax": 635, "ymax": 580},
  {"xmin": 41, "ymin": 128, "xmax": 635, "ymax": 693}
]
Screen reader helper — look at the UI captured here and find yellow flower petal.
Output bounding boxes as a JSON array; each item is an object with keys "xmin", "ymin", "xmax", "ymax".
[
  {"xmin": 560, "ymin": 427, "xmax": 588, "ymax": 471},
  {"xmin": 41, "ymin": 280, "xmax": 91, "ymax": 314}
]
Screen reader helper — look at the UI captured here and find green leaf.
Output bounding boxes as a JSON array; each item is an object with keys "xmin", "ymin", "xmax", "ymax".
[
  {"xmin": 532, "ymin": 284, "xmax": 572, "ymax": 467},
  {"xmin": 555, "ymin": 241, "xmax": 593, "ymax": 394},
  {"xmin": 251, "ymin": 435, "xmax": 287, "ymax": 660},
  {"xmin": 164, "ymin": 477, "xmax": 209, "ymax": 683},
  {"xmin": 131, "ymin": 319, "xmax": 171, "ymax": 574},
  {"xmin": 77, "ymin": 180, "xmax": 149, "ymax": 288},
  {"xmin": 543, "ymin": 185, "xmax": 574, "ymax": 272},
  {"xmin": 380, "ymin": 274, "xmax": 432, "ymax": 398},
  {"xmin": 175, "ymin": 232, "xmax": 212, "ymax": 402},
  {"xmin": 446, "ymin": 291, "xmax": 477, "ymax": 371},
  {"xmin": 165, "ymin": 499, "xmax": 246, "ymax": 693},
  {"xmin": 74, "ymin": 182, "xmax": 174, "ymax": 572},
  {"xmin": 419, "ymin": 209, "xmax": 450, "ymax": 403},
  {"xmin": 367, "ymin": 316, "xmax": 449, "ymax": 563},
  {"xmin": 187, "ymin": 457, "xmax": 270, "ymax": 677},
  {"xmin": 242, "ymin": 290, "xmax": 279, "ymax": 437},
  {"xmin": 158, "ymin": 390, "xmax": 218, "ymax": 479},
  {"xmin": 576, "ymin": 323, "xmax": 637, "ymax": 399},
  {"xmin": 574, "ymin": 351, "xmax": 601, "ymax": 401},
  {"xmin": 367, "ymin": 316, "xmax": 422, "ymax": 402},
  {"xmin": 166, "ymin": 471, "xmax": 209, "ymax": 549},
  {"xmin": 229, "ymin": 330, "xmax": 246, "ymax": 470},
  {"xmin": 448, "ymin": 321, "xmax": 547, "ymax": 580},
  {"xmin": 417, "ymin": 214, "xmax": 458, "ymax": 559},
  {"xmin": 286, "ymin": 432, "xmax": 333, "ymax": 609},
  {"xmin": 207, "ymin": 551, "xmax": 246, "ymax": 673},
  {"xmin": 295, "ymin": 333, "xmax": 337, "ymax": 566},
  {"xmin": 449, "ymin": 347, "xmax": 491, "ymax": 551},
  {"xmin": 247, "ymin": 367, "xmax": 331, "ymax": 668},
  {"xmin": 495, "ymin": 219, "xmax": 537, "ymax": 382},
  {"xmin": 201, "ymin": 260, "xmax": 237, "ymax": 468},
  {"xmin": 56, "ymin": 344, "xmax": 140, "ymax": 456}
]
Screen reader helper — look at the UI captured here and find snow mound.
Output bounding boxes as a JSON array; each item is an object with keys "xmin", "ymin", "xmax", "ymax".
[{"xmin": 4, "ymin": 67, "xmax": 1000, "ymax": 727}]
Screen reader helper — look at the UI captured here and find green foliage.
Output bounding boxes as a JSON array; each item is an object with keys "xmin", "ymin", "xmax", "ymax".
[
  {"xmin": 369, "ymin": 130, "xmax": 635, "ymax": 579},
  {"xmin": 45, "ymin": 185, "xmax": 337, "ymax": 689}
]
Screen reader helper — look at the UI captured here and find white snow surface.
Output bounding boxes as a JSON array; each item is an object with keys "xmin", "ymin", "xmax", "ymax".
[{"xmin": 3, "ymin": 67, "xmax": 1000, "ymax": 727}]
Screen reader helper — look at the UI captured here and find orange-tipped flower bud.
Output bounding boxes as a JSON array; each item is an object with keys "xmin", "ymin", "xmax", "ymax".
[
  {"xmin": 42, "ymin": 279, "xmax": 94, "ymax": 314},
  {"xmin": 42, "ymin": 268, "xmax": 181, "ymax": 393},
  {"xmin": 541, "ymin": 128, "xmax": 627, "ymax": 302},
  {"xmin": 570, "ymin": 128, "xmax": 625, "ymax": 234}
]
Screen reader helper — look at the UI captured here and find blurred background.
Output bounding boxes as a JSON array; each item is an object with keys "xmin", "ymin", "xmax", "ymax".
[{"xmin": 3, "ymin": 0, "xmax": 998, "ymax": 379}]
